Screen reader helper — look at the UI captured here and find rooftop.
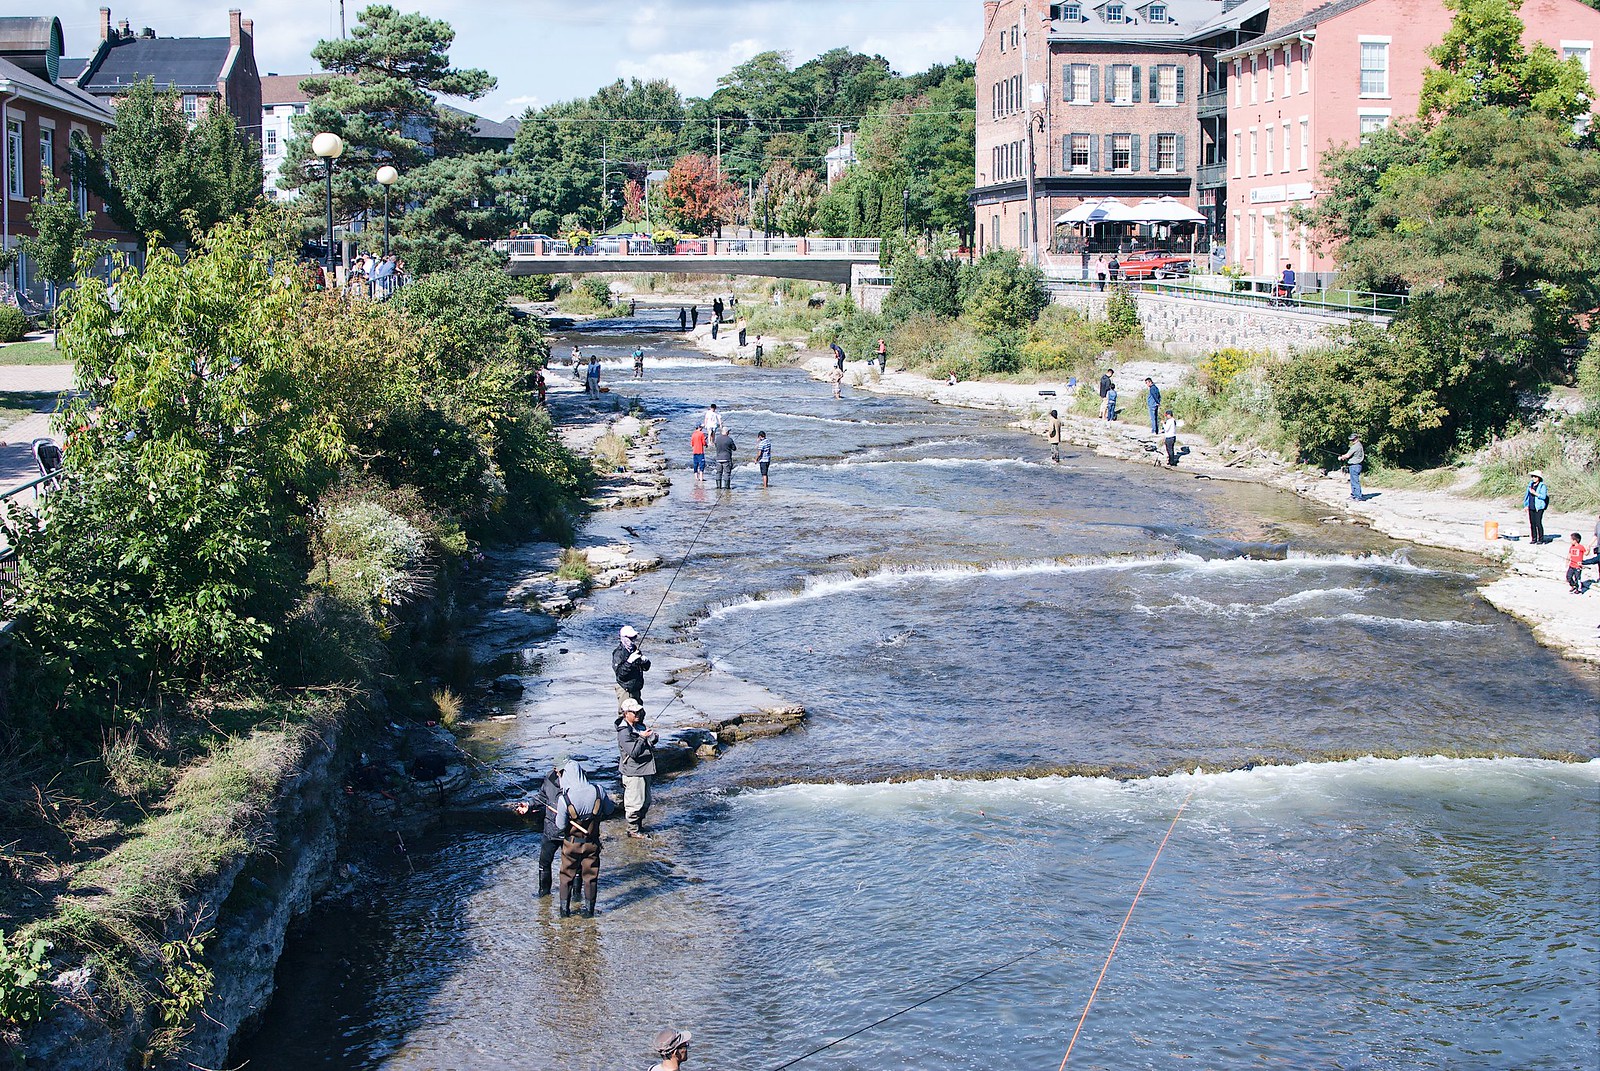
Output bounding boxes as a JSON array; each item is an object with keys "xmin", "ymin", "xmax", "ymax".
[{"xmin": 78, "ymin": 35, "xmax": 233, "ymax": 94}]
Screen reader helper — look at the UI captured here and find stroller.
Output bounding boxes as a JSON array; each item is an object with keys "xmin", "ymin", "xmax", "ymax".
[{"xmin": 32, "ymin": 437, "xmax": 63, "ymax": 491}]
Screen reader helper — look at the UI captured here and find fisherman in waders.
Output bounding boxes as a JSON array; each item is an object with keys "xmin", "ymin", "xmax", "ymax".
[
  {"xmin": 554, "ymin": 761, "xmax": 618, "ymax": 917},
  {"xmin": 1045, "ymin": 409, "xmax": 1062, "ymax": 463},
  {"xmin": 613, "ymin": 625, "xmax": 651, "ymax": 712},
  {"xmin": 616, "ymin": 699, "xmax": 658, "ymax": 838},
  {"xmin": 514, "ymin": 756, "xmax": 569, "ymax": 896}
]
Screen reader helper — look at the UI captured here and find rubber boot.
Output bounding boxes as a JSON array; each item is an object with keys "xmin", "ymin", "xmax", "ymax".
[{"xmin": 558, "ymin": 878, "xmax": 572, "ymax": 917}]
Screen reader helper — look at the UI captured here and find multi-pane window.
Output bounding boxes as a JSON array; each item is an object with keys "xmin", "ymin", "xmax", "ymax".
[
  {"xmin": 1232, "ymin": 131, "xmax": 1242, "ymax": 178},
  {"xmin": 1265, "ymin": 51, "xmax": 1274, "ymax": 100},
  {"xmin": 1071, "ymin": 64, "xmax": 1092, "ymax": 102},
  {"xmin": 1301, "ymin": 44, "xmax": 1312, "ymax": 91},
  {"xmin": 1248, "ymin": 129, "xmax": 1258, "ymax": 175},
  {"xmin": 265, "ymin": 127, "xmax": 278, "ymax": 155},
  {"xmin": 1156, "ymin": 64, "xmax": 1178, "ymax": 104},
  {"xmin": 39, "ymin": 128, "xmax": 53, "ymax": 179},
  {"xmin": 1299, "ymin": 118, "xmax": 1310, "ymax": 170},
  {"xmin": 1112, "ymin": 64, "xmax": 1133, "ymax": 104},
  {"xmin": 1249, "ymin": 57, "xmax": 1258, "ymax": 103},
  {"xmin": 1069, "ymin": 133, "xmax": 1091, "ymax": 170},
  {"xmin": 1562, "ymin": 44, "xmax": 1592, "ymax": 73},
  {"xmin": 1359, "ymin": 41, "xmax": 1389, "ymax": 96},
  {"xmin": 1111, "ymin": 134, "xmax": 1132, "ymax": 170},
  {"xmin": 71, "ymin": 147, "xmax": 89, "ymax": 216},
  {"xmin": 1061, "ymin": 4, "xmax": 1082, "ymax": 19},
  {"xmin": 1281, "ymin": 122, "xmax": 1291, "ymax": 173},
  {"xmin": 1283, "ymin": 46, "xmax": 1294, "ymax": 95},
  {"xmin": 1232, "ymin": 60, "xmax": 1242, "ymax": 106},
  {"xmin": 1148, "ymin": 3, "xmax": 1167, "ymax": 21},
  {"xmin": 6, "ymin": 120, "xmax": 22, "ymax": 198},
  {"xmin": 1106, "ymin": 4, "xmax": 1125, "ymax": 23},
  {"xmin": 1264, "ymin": 125, "xmax": 1273, "ymax": 173},
  {"xmin": 1359, "ymin": 112, "xmax": 1390, "ymax": 137},
  {"xmin": 1155, "ymin": 133, "xmax": 1177, "ymax": 171}
]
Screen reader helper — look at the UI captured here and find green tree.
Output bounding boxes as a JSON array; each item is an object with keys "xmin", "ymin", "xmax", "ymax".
[
  {"xmin": 391, "ymin": 152, "xmax": 514, "ymax": 273},
  {"xmin": 1419, "ymin": 0, "xmax": 1594, "ymax": 125},
  {"xmin": 961, "ymin": 249, "xmax": 1049, "ymax": 335},
  {"xmin": 78, "ymin": 80, "xmax": 259, "ymax": 249},
  {"xmin": 278, "ymin": 5, "xmax": 495, "ymax": 230},
  {"xmin": 19, "ymin": 173, "xmax": 98, "ymax": 307},
  {"xmin": 882, "ymin": 244, "xmax": 964, "ymax": 321}
]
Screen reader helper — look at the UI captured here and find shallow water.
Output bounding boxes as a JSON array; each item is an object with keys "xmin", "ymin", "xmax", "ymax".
[{"xmin": 239, "ymin": 316, "xmax": 1600, "ymax": 1070}]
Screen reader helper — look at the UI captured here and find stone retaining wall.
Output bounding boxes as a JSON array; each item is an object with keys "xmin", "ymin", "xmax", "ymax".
[{"xmin": 1051, "ymin": 288, "xmax": 1368, "ymax": 356}]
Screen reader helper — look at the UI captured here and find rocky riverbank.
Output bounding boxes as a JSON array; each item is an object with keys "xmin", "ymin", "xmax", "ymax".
[{"xmin": 792, "ymin": 353, "xmax": 1600, "ymax": 667}]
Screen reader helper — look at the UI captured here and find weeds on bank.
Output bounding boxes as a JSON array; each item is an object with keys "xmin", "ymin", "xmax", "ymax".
[{"xmin": 557, "ymin": 548, "xmax": 593, "ymax": 585}]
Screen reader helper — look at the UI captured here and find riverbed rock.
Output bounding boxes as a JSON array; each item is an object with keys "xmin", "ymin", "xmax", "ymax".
[
  {"xmin": 701, "ymin": 705, "xmax": 809, "ymax": 744},
  {"xmin": 491, "ymin": 674, "xmax": 525, "ymax": 696}
]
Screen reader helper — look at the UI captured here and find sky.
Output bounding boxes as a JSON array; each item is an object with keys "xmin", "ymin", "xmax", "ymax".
[{"xmin": 51, "ymin": 1, "xmax": 983, "ymax": 120}]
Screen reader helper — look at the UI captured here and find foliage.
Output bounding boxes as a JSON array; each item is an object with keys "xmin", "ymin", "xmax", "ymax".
[
  {"xmin": 1419, "ymin": 0, "xmax": 1594, "ymax": 124},
  {"xmin": 149, "ymin": 930, "xmax": 214, "ymax": 1056},
  {"xmin": 19, "ymin": 173, "xmax": 100, "ymax": 300},
  {"xmin": 78, "ymin": 80, "xmax": 262, "ymax": 249},
  {"xmin": 278, "ymin": 4, "xmax": 494, "ymax": 231},
  {"xmin": 579, "ymin": 277, "xmax": 613, "ymax": 308},
  {"xmin": 0, "ymin": 306, "xmax": 28, "ymax": 343},
  {"xmin": 882, "ymin": 244, "xmax": 963, "ymax": 321},
  {"xmin": 661, "ymin": 154, "xmax": 739, "ymax": 234},
  {"xmin": 392, "ymin": 153, "xmax": 516, "ymax": 273},
  {"xmin": 1578, "ymin": 334, "xmax": 1600, "ymax": 411},
  {"xmin": 1472, "ymin": 427, "xmax": 1600, "ymax": 512},
  {"xmin": 757, "ymin": 161, "xmax": 822, "ymax": 236},
  {"xmin": 0, "ymin": 932, "xmax": 52, "ymax": 1026},
  {"xmin": 313, "ymin": 488, "xmax": 434, "ymax": 622},
  {"xmin": 1099, "ymin": 287, "xmax": 1143, "ymax": 344},
  {"xmin": 557, "ymin": 548, "xmax": 593, "ymax": 584},
  {"xmin": 960, "ymin": 250, "xmax": 1049, "ymax": 336},
  {"xmin": 1271, "ymin": 319, "xmax": 1519, "ymax": 466},
  {"xmin": 1195, "ymin": 348, "xmax": 1265, "ymax": 394}
]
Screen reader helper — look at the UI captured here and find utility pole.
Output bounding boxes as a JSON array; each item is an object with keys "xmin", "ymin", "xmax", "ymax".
[
  {"xmin": 715, "ymin": 117, "xmax": 722, "ymax": 182},
  {"xmin": 338, "ymin": 0, "xmax": 346, "ymax": 39},
  {"xmin": 1020, "ymin": 0, "xmax": 1041, "ymax": 265},
  {"xmin": 600, "ymin": 138, "xmax": 608, "ymax": 233}
]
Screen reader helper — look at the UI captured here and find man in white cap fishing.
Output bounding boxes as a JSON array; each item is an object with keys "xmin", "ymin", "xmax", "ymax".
[
  {"xmin": 649, "ymin": 1028, "xmax": 692, "ymax": 1070},
  {"xmin": 613, "ymin": 624, "xmax": 651, "ymax": 712},
  {"xmin": 616, "ymin": 699, "xmax": 658, "ymax": 839}
]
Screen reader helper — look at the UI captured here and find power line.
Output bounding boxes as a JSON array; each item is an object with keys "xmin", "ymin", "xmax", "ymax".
[{"xmin": 513, "ymin": 109, "xmax": 974, "ymax": 126}]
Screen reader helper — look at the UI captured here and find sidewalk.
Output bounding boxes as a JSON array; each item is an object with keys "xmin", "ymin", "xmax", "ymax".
[{"xmin": 0, "ymin": 361, "xmax": 74, "ymax": 488}]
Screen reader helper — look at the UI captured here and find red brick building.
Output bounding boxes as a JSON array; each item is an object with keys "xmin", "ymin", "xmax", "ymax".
[
  {"xmin": 972, "ymin": 0, "xmax": 1267, "ymax": 262},
  {"xmin": 0, "ymin": 15, "xmax": 134, "ymax": 300}
]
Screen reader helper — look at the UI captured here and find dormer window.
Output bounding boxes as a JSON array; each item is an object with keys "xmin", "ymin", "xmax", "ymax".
[
  {"xmin": 1105, "ymin": 4, "xmax": 1126, "ymax": 23},
  {"xmin": 1061, "ymin": 3, "xmax": 1082, "ymax": 18},
  {"xmin": 1148, "ymin": 3, "xmax": 1167, "ymax": 21}
]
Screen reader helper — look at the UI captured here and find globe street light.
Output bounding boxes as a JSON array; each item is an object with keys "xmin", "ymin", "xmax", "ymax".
[
  {"xmin": 376, "ymin": 165, "xmax": 399, "ymax": 257},
  {"xmin": 312, "ymin": 132, "xmax": 345, "ymax": 275}
]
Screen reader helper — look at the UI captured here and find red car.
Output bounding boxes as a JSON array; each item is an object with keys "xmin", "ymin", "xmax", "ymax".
[
  {"xmin": 673, "ymin": 238, "xmax": 707, "ymax": 254},
  {"xmin": 1116, "ymin": 251, "xmax": 1193, "ymax": 279}
]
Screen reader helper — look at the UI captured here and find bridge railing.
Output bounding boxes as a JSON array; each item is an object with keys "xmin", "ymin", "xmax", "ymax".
[
  {"xmin": 1046, "ymin": 277, "xmax": 1408, "ymax": 319},
  {"xmin": 493, "ymin": 237, "xmax": 881, "ymax": 258}
]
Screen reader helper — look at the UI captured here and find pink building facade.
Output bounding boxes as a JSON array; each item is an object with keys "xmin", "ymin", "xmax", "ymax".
[{"xmin": 1221, "ymin": 0, "xmax": 1598, "ymax": 280}]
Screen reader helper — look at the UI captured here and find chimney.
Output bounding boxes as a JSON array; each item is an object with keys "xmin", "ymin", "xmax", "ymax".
[
  {"xmin": 99, "ymin": 6, "xmax": 111, "ymax": 41},
  {"xmin": 984, "ymin": 1, "xmax": 1001, "ymax": 25},
  {"xmin": 118, "ymin": 18, "xmax": 129, "ymax": 38},
  {"xmin": 229, "ymin": 9, "xmax": 242, "ymax": 46},
  {"xmin": 1265, "ymin": 0, "xmax": 1308, "ymax": 33},
  {"xmin": 242, "ymin": 17, "xmax": 254, "ymax": 39}
]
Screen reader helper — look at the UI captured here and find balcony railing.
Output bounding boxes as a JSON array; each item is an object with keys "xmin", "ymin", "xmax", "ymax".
[
  {"xmin": 1198, "ymin": 87, "xmax": 1228, "ymax": 119},
  {"xmin": 1197, "ymin": 162, "xmax": 1228, "ymax": 188}
]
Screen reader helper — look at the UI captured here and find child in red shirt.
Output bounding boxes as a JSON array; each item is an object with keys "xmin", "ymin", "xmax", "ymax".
[{"xmin": 1567, "ymin": 533, "xmax": 1586, "ymax": 594}]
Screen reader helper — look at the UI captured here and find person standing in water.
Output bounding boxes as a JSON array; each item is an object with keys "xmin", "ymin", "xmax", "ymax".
[
  {"xmin": 689, "ymin": 425, "xmax": 707, "ymax": 484},
  {"xmin": 633, "ymin": 346, "xmax": 645, "ymax": 380},
  {"xmin": 712, "ymin": 427, "xmax": 737, "ymax": 489},
  {"xmin": 1045, "ymin": 410, "xmax": 1061, "ymax": 463},
  {"xmin": 616, "ymin": 699, "xmax": 658, "ymax": 838},
  {"xmin": 514, "ymin": 756, "xmax": 569, "ymax": 897},
  {"xmin": 702, "ymin": 404, "xmax": 723, "ymax": 435},
  {"xmin": 586, "ymin": 355, "xmax": 602, "ymax": 397},
  {"xmin": 613, "ymin": 625, "xmax": 650, "ymax": 711},
  {"xmin": 553, "ymin": 761, "xmax": 617, "ymax": 918},
  {"xmin": 756, "ymin": 431, "xmax": 772, "ymax": 487}
]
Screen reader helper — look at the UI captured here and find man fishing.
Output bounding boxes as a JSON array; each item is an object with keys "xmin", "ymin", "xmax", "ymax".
[
  {"xmin": 553, "ymin": 760, "xmax": 618, "ymax": 918},
  {"xmin": 613, "ymin": 625, "xmax": 651, "ymax": 712},
  {"xmin": 616, "ymin": 699, "xmax": 658, "ymax": 839},
  {"xmin": 514, "ymin": 756, "xmax": 569, "ymax": 896}
]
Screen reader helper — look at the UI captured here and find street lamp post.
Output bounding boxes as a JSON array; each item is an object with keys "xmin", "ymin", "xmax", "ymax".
[
  {"xmin": 902, "ymin": 186, "xmax": 911, "ymax": 238},
  {"xmin": 312, "ymin": 132, "xmax": 345, "ymax": 276},
  {"xmin": 376, "ymin": 165, "xmax": 398, "ymax": 256}
]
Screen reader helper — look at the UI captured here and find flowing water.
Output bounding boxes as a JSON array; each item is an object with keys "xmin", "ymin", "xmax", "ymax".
[{"xmin": 240, "ymin": 314, "xmax": 1600, "ymax": 1071}]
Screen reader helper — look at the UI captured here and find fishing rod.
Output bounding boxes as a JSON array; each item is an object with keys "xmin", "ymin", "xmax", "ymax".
[
  {"xmin": 649, "ymin": 631, "xmax": 767, "ymax": 721},
  {"xmin": 641, "ymin": 497, "xmax": 721, "ymax": 641}
]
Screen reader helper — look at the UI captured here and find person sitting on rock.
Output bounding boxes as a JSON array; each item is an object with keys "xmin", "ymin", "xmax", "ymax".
[{"xmin": 613, "ymin": 624, "xmax": 650, "ymax": 712}]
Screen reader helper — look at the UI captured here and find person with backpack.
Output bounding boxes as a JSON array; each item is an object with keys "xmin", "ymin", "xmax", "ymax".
[
  {"xmin": 515, "ymin": 756, "xmax": 570, "ymax": 897},
  {"xmin": 553, "ymin": 761, "xmax": 618, "ymax": 917},
  {"xmin": 616, "ymin": 699, "xmax": 658, "ymax": 838}
]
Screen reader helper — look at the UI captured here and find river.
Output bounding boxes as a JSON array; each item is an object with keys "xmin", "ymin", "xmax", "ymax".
[{"xmin": 239, "ymin": 313, "xmax": 1600, "ymax": 1071}]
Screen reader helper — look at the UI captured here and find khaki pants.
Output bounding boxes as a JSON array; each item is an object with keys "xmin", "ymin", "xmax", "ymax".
[{"xmin": 623, "ymin": 775, "xmax": 652, "ymax": 832}]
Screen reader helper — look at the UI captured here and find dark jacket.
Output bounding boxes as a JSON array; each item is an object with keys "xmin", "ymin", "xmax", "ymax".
[
  {"xmin": 613, "ymin": 641, "xmax": 650, "ymax": 692},
  {"xmin": 1099, "ymin": 373, "xmax": 1112, "ymax": 398},
  {"xmin": 616, "ymin": 717, "xmax": 658, "ymax": 777},
  {"xmin": 529, "ymin": 769, "xmax": 563, "ymax": 841},
  {"xmin": 713, "ymin": 432, "xmax": 736, "ymax": 463}
]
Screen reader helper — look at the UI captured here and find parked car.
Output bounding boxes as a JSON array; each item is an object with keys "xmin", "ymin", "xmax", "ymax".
[
  {"xmin": 1116, "ymin": 251, "xmax": 1192, "ymax": 279},
  {"xmin": 674, "ymin": 238, "xmax": 708, "ymax": 254},
  {"xmin": 623, "ymin": 236, "xmax": 659, "ymax": 254}
]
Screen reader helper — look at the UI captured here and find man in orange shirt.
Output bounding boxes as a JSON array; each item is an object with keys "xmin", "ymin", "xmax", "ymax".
[
  {"xmin": 1566, "ymin": 533, "xmax": 1587, "ymax": 594},
  {"xmin": 689, "ymin": 425, "xmax": 707, "ymax": 484}
]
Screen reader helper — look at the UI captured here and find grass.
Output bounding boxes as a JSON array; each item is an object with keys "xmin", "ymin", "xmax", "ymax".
[
  {"xmin": 590, "ymin": 431, "xmax": 631, "ymax": 473},
  {"xmin": 1467, "ymin": 426, "xmax": 1600, "ymax": 514},
  {"xmin": 556, "ymin": 548, "xmax": 593, "ymax": 584},
  {"xmin": 0, "ymin": 390, "xmax": 63, "ymax": 434},
  {"xmin": 0, "ymin": 341, "xmax": 67, "ymax": 365}
]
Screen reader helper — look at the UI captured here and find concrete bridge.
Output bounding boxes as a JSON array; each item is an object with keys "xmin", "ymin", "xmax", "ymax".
[{"xmin": 493, "ymin": 237, "xmax": 882, "ymax": 284}]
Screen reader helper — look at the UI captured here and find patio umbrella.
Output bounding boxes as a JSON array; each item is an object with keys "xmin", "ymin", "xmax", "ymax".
[
  {"xmin": 1056, "ymin": 198, "xmax": 1139, "ymax": 224},
  {"xmin": 1132, "ymin": 197, "xmax": 1206, "ymax": 223}
]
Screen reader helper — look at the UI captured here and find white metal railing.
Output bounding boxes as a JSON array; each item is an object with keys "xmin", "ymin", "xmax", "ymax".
[{"xmin": 492, "ymin": 238, "xmax": 880, "ymax": 259}]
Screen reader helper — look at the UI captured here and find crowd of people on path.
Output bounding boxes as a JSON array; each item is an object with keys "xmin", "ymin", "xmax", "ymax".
[{"xmin": 309, "ymin": 252, "xmax": 407, "ymax": 300}]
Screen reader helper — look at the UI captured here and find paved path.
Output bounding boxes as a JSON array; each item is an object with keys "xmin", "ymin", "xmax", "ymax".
[{"xmin": 0, "ymin": 361, "xmax": 74, "ymax": 488}]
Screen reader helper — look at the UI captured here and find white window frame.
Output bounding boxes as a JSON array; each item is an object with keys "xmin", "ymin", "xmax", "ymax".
[
  {"xmin": 38, "ymin": 126, "xmax": 53, "ymax": 180},
  {"xmin": 1249, "ymin": 56, "xmax": 1258, "ymax": 103},
  {"xmin": 1281, "ymin": 121, "xmax": 1291, "ymax": 173},
  {"xmin": 1265, "ymin": 51, "xmax": 1274, "ymax": 101},
  {"xmin": 1069, "ymin": 133, "xmax": 1091, "ymax": 171},
  {"xmin": 1359, "ymin": 37, "xmax": 1390, "ymax": 98},
  {"xmin": 1283, "ymin": 46, "xmax": 1293, "ymax": 96},
  {"xmin": 6, "ymin": 119, "xmax": 23, "ymax": 199},
  {"xmin": 1264, "ymin": 124, "xmax": 1273, "ymax": 173},
  {"xmin": 1071, "ymin": 64, "xmax": 1093, "ymax": 104},
  {"xmin": 1232, "ymin": 60, "xmax": 1242, "ymax": 107},
  {"xmin": 1112, "ymin": 64, "xmax": 1133, "ymax": 105},
  {"xmin": 1149, "ymin": 3, "xmax": 1167, "ymax": 22},
  {"xmin": 1301, "ymin": 44, "xmax": 1311, "ymax": 92},
  {"xmin": 1561, "ymin": 40, "xmax": 1593, "ymax": 74},
  {"xmin": 1248, "ymin": 127, "xmax": 1258, "ymax": 176},
  {"xmin": 182, "ymin": 94, "xmax": 200, "ymax": 123},
  {"xmin": 1106, "ymin": 3, "xmax": 1126, "ymax": 23},
  {"xmin": 1358, "ymin": 108, "xmax": 1392, "ymax": 139},
  {"xmin": 1112, "ymin": 133, "xmax": 1132, "ymax": 172},
  {"xmin": 264, "ymin": 127, "xmax": 278, "ymax": 156},
  {"xmin": 1232, "ymin": 130, "xmax": 1242, "ymax": 178},
  {"xmin": 1298, "ymin": 116, "xmax": 1310, "ymax": 170},
  {"xmin": 1155, "ymin": 133, "xmax": 1177, "ymax": 172},
  {"xmin": 1247, "ymin": 209, "xmax": 1256, "ymax": 262},
  {"xmin": 1157, "ymin": 64, "xmax": 1178, "ymax": 105},
  {"xmin": 1061, "ymin": 4, "xmax": 1082, "ymax": 19}
]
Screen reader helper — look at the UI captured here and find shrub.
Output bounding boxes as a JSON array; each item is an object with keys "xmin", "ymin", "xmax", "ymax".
[
  {"xmin": 0, "ymin": 305, "xmax": 31, "ymax": 342},
  {"xmin": 557, "ymin": 548, "xmax": 593, "ymax": 584},
  {"xmin": 0, "ymin": 931, "xmax": 52, "ymax": 1027},
  {"xmin": 961, "ymin": 249, "xmax": 1049, "ymax": 335},
  {"xmin": 1196, "ymin": 347, "xmax": 1263, "ymax": 395},
  {"xmin": 1096, "ymin": 287, "xmax": 1143, "ymax": 345},
  {"xmin": 579, "ymin": 277, "xmax": 612, "ymax": 307}
]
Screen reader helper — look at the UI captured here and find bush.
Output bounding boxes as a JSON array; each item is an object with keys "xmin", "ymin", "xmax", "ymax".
[
  {"xmin": 1196, "ymin": 348, "xmax": 1263, "ymax": 395},
  {"xmin": 579, "ymin": 277, "xmax": 612, "ymax": 307},
  {"xmin": 961, "ymin": 249, "xmax": 1049, "ymax": 335},
  {"xmin": 0, "ymin": 305, "xmax": 30, "ymax": 342},
  {"xmin": 1097, "ymin": 287, "xmax": 1143, "ymax": 345}
]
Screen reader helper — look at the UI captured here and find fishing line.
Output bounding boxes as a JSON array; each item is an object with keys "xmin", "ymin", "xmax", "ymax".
[
  {"xmin": 1055, "ymin": 784, "xmax": 1198, "ymax": 1070},
  {"xmin": 641, "ymin": 497, "xmax": 721, "ymax": 641},
  {"xmin": 767, "ymin": 938, "xmax": 1068, "ymax": 1071},
  {"xmin": 650, "ymin": 631, "xmax": 768, "ymax": 721}
]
